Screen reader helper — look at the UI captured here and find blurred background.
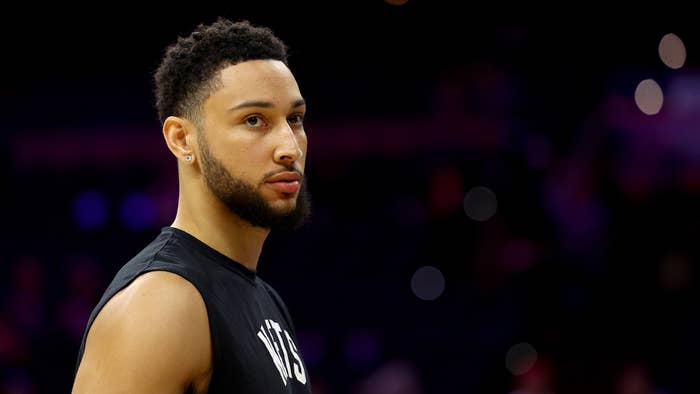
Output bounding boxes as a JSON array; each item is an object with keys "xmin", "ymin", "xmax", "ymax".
[{"xmin": 2, "ymin": 2, "xmax": 699, "ymax": 393}]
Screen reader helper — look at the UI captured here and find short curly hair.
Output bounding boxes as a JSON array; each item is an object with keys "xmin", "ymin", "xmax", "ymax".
[{"xmin": 154, "ymin": 18, "xmax": 289, "ymax": 125}]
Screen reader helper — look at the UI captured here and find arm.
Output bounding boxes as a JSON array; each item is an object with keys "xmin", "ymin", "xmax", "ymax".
[{"xmin": 72, "ymin": 271, "xmax": 212, "ymax": 393}]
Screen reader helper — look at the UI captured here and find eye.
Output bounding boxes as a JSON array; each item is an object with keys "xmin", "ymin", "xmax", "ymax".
[
  {"xmin": 244, "ymin": 115, "xmax": 267, "ymax": 128},
  {"xmin": 288, "ymin": 113, "xmax": 305, "ymax": 126}
]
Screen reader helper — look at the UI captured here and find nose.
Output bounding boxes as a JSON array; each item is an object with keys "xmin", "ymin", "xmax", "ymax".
[{"xmin": 274, "ymin": 123, "xmax": 303, "ymax": 164}]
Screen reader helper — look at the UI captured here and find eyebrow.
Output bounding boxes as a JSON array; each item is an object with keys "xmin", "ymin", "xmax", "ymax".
[{"xmin": 228, "ymin": 98, "xmax": 306, "ymax": 111}]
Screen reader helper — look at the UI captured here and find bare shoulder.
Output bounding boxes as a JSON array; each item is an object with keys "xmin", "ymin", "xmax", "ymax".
[{"xmin": 72, "ymin": 271, "xmax": 212, "ymax": 394}]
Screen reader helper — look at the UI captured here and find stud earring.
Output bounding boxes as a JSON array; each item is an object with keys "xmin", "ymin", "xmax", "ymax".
[{"xmin": 185, "ymin": 154, "xmax": 193, "ymax": 162}]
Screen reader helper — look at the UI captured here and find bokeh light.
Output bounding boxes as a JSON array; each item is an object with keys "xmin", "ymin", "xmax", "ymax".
[
  {"xmin": 410, "ymin": 266, "xmax": 445, "ymax": 301},
  {"xmin": 296, "ymin": 329, "xmax": 327, "ymax": 369},
  {"xmin": 463, "ymin": 186, "xmax": 498, "ymax": 221},
  {"xmin": 119, "ymin": 192, "xmax": 156, "ymax": 231},
  {"xmin": 658, "ymin": 33, "xmax": 686, "ymax": 69},
  {"xmin": 634, "ymin": 79, "xmax": 664, "ymax": 115},
  {"xmin": 344, "ymin": 329, "xmax": 381, "ymax": 371},
  {"xmin": 659, "ymin": 252, "xmax": 692, "ymax": 291},
  {"xmin": 353, "ymin": 359, "xmax": 422, "ymax": 394},
  {"xmin": 72, "ymin": 190, "xmax": 109, "ymax": 230},
  {"xmin": 505, "ymin": 342, "xmax": 538, "ymax": 375}
]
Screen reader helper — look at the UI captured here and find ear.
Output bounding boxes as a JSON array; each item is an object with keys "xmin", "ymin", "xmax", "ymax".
[{"xmin": 162, "ymin": 116, "xmax": 197, "ymax": 164}]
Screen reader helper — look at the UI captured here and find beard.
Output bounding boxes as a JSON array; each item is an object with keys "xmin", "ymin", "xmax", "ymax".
[{"xmin": 198, "ymin": 134, "xmax": 311, "ymax": 231}]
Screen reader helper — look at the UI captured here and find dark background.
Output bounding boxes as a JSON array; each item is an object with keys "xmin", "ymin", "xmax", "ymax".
[{"xmin": 2, "ymin": 2, "xmax": 699, "ymax": 393}]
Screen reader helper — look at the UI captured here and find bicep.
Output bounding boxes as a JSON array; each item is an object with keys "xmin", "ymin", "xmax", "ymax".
[{"xmin": 72, "ymin": 271, "xmax": 212, "ymax": 394}]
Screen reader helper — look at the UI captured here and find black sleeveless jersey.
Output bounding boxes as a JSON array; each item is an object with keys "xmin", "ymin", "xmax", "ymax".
[{"xmin": 75, "ymin": 226, "xmax": 312, "ymax": 393}]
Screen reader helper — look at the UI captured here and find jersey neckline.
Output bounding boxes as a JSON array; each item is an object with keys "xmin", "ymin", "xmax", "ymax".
[{"xmin": 162, "ymin": 226, "xmax": 258, "ymax": 283}]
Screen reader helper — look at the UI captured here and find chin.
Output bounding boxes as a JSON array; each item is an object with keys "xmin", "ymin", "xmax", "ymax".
[
  {"xmin": 266, "ymin": 188, "xmax": 298, "ymax": 201},
  {"xmin": 270, "ymin": 200, "xmax": 297, "ymax": 213}
]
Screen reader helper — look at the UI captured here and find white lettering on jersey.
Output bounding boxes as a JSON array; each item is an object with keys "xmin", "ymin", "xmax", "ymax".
[
  {"xmin": 257, "ymin": 327, "xmax": 288, "ymax": 385},
  {"xmin": 257, "ymin": 319, "xmax": 307, "ymax": 386},
  {"xmin": 285, "ymin": 330, "xmax": 307, "ymax": 384},
  {"xmin": 264, "ymin": 319, "xmax": 288, "ymax": 380},
  {"xmin": 270, "ymin": 320, "xmax": 292, "ymax": 378}
]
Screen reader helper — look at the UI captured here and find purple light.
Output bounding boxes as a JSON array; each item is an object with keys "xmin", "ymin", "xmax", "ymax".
[
  {"xmin": 296, "ymin": 329, "xmax": 326, "ymax": 368},
  {"xmin": 72, "ymin": 190, "xmax": 108, "ymax": 230},
  {"xmin": 344, "ymin": 329, "xmax": 380, "ymax": 370},
  {"xmin": 120, "ymin": 192, "xmax": 156, "ymax": 231}
]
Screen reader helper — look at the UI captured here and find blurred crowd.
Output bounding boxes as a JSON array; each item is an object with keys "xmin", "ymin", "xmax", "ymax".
[{"xmin": 2, "ymin": 8, "xmax": 699, "ymax": 394}]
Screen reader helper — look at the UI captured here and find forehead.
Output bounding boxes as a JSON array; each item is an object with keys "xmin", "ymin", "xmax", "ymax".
[{"xmin": 211, "ymin": 60, "xmax": 301, "ymax": 105}]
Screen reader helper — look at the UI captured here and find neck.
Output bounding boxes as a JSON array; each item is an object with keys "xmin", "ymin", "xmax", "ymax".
[{"xmin": 171, "ymin": 175, "xmax": 269, "ymax": 272}]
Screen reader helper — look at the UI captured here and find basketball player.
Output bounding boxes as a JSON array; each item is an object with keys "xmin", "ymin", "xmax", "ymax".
[{"xmin": 72, "ymin": 18, "xmax": 312, "ymax": 393}]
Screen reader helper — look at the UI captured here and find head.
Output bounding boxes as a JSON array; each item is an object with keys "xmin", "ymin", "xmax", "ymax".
[{"xmin": 155, "ymin": 18, "xmax": 310, "ymax": 230}]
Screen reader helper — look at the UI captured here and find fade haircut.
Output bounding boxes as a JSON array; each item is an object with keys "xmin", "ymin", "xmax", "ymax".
[{"xmin": 154, "ymin": 18, "xmax": 289, "ymax": 125}]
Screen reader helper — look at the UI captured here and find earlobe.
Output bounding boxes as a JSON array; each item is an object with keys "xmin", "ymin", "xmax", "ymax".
[{"xmin": 162, "ymin": 116, "xmax": 195, "ymax": 162}]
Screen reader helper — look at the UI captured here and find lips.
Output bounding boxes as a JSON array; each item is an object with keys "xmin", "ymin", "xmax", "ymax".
[
  {"xmin": 266, "ymin": 171, "xmax": 301, "ymax": 183},
  {"xmin": 265, "ymin": 171, "xmax": 302, "ymax": 194}
]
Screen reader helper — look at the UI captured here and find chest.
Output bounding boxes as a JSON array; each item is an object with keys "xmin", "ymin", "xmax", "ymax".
[{"xmin": 205, "ymin": 287, "xmax": 311, "ymax": 393}]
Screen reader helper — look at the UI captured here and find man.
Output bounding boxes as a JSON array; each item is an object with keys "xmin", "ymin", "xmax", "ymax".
[{"xmin": 72, "ymin": 18, "xmax": 312, "ymax": 393}]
